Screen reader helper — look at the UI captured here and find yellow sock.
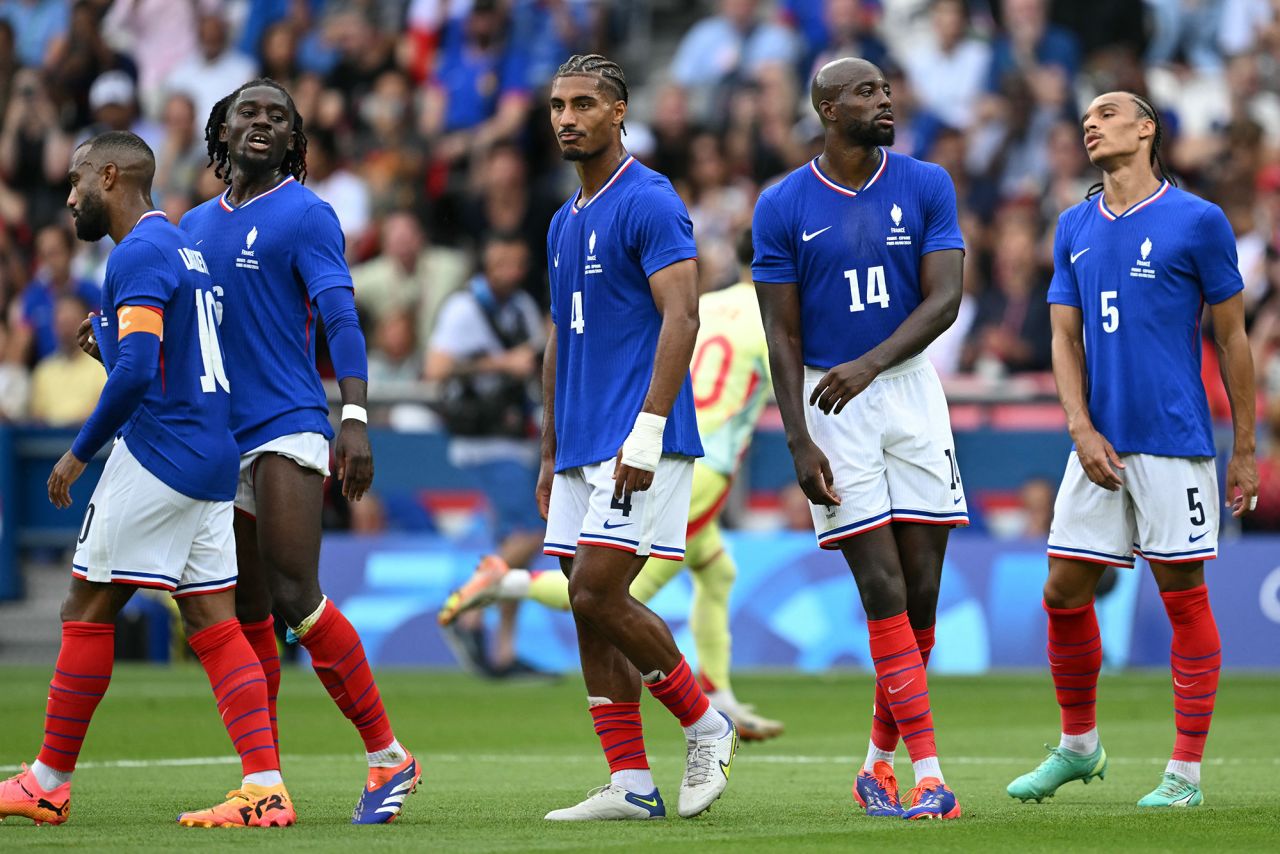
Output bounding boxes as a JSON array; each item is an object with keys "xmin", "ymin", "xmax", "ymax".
[
  {"xmin": 629, "ymin": 554, "xmax": 683, "ymax": 604},
  {"xmin": 527, "ymin": 571, "xmax": 571, "ymax": 611},
  {"xmin": 690, "ymin": 547, "xmax": 735, "ymax": 692}
]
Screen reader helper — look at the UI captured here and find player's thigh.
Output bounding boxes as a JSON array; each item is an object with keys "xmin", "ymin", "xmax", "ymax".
[
  {"xmin": 881, "ymin": 362, "xmax": 968, "ymax": 525},
  {"xmin": 235, "ymin": 433, "xmax": 331, "ymax": 518},
  {"xmin": 252, "ymin": 452, "xmax": 325, "ymax": 581},
  {"xmin": 544, "ymin": 467, "xmax": 591, "ymax": 561},
  {"xmin": 1045, "ymin": 452, "xmax": 1137, "ymax": 569},
  {"xmin": 1127, "ymin": 454, "xmax": 1219, "ymax": 565},
  {"xmin": 834, "ymin": 524, "xmax": 908, "ymax": 620},
  {"xmin": 579, "ymin": 455, "xmax": 694, "ymax": 562},
  {"xmin": 233, "ymin": 510, "xmax": 272, "ymax": 621},
  {"xmin": 802, "ymin": 376, "xmax": 891, "ymax": 548}
]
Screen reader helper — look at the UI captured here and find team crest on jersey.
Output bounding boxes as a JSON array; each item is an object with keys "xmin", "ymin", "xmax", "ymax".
[
  {"xmin": 886, "ymin": 203, "xmax": 911, "ymax": 246},
  {"xmin": 1130, "ymin": 236, "xmax": 1155, "ymax": 280},
  {"xmin": 236, "ymin": 226, "xmax": 261, "ymax": 271},
  {"xmin": 584, "ymin": 229, "xmax": 603, "ymax": 276}
]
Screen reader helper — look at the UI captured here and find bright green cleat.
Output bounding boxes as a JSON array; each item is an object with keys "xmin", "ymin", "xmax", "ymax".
[
  {"xmin": 1007, "ymin": 744, "xmax": 1108, "ymax": 803},
  {"xmin": 1137, "ymin": 773, "xmax": 1202, "ymax": 808}
]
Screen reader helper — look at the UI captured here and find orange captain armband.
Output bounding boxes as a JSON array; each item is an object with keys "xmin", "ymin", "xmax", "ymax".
[{"xmin": 117, "ymin": 305, "xmax": 164, "ymax": 341}]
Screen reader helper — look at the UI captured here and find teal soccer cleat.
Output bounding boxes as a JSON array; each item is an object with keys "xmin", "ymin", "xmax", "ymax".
[
  {"xmin": 1137, "ymin": 773, "xmax": 1203, "ymax": 808},
  {"xmin": 1007, "ymin": 744, "xmax": 1108, "ymax": 803}
]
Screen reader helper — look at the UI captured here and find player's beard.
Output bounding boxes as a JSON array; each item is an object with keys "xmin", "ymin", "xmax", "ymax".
[
  {"xmin": 72, "ymin": 191, "xmax": 110, "ymax": 242},
  {"xmin": 843, "ymin": 116, "xmax": 895, "ymax": 148},
  {"xmin": 560, "ymin": 137, "xmax": 609, "ymax": 162}
]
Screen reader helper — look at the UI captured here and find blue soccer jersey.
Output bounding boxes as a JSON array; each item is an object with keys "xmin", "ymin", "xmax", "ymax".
[
  {"xmin": 752, "ymin": 149, "xmax": 965, "ymax": 368},
  {"xmin": 546, "ymin": 155, "xmax": 703, "ymax": 471},
  {"xmin": 1047, "ymin": 182, "xmax": 1243, "ymax": 457},
  {"xmin": 98, "ymin": 211, "xmax": 238, "ymax": 500},
  {"xmin": 181, "ymin": 178, "xmax": 350, "ymax": 452}
]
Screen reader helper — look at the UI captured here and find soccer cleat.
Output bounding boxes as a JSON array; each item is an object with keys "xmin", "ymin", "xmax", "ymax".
[
  {"xmin": 1007, "ymin": 744, "xmax": 1108, "ymax": 803},
  {"xmin": 177, "ymin": 782, "xmax": 295, "ymax": 827},
  {"xmin": 0, "ymin": 764, "xmax": 71, "ymax": 826},
  {"xmin": 709, "ymin": 695, "xmax": 785, "ymax": 742},
  {"xmin": 902, "ymin": 778, "xmax": 961, "ymax": 820},
  {"xmin": 437, "ymin": 555, "xmax": 509, "ymax": 626},
  {"xmin": 544, "ymin": 784, "xmax": 666, "ymax": 820},
  {"xmin": 1137, "ymin": 772, "xmax": 1203, "ymax": 808},
  {"xmin": 853, "ymin": 760, "xmax": 904, "ymax": 817},
  {"xmin": 353, "ymin": 754, "xmax": 421, "ymax": 824},
  {"xmin": 678, "ymin": 712, "xmax": 738, "ymax": 818}
]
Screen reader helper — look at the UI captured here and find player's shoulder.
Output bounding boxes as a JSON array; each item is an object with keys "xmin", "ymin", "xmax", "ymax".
[
  {"xmin": 1162, "ymin": 185, "xmax": 1220, "ymax": 221},
  {"xmin": 180, "ymin": 193, "xmax": 223, "ymax": 230},
  {"xmin": 886, "ymin": 150, "xmax": 948, "ymax": 183},
  {"xmin": 623, "ymin": 159, "xmax": 685, "ymax": 206},
  {"xmin": 1054, "ymin": 194, "xmax": 1096, "ymax": 233},
  {"xmin": 758, "ymin": 161, "xmax": 813, "ymax": 205}
]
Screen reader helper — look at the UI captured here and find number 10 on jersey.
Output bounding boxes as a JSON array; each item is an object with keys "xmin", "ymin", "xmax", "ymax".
[{"xmin": 845, "ymin": 266, "xmax": 889, "ymax": 312}]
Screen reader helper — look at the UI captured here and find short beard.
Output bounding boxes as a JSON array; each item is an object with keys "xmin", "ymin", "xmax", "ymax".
[
  {"xmin": 73, "ymin": 193, "xmax": 110, "ymax": 242},
  {"xmin": 560, "ymin": 140, "xmax": 609, "ymax": 162},
  {"xmin": 843, "ymin": 117, "xmax": 894, "ymax": 148}
]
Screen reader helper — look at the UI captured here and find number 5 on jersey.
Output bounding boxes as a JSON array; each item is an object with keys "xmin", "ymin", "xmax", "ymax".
[
  {"xmin": 195, "ymin": 287, "xmax": 230, "ymax": 393},
  {"xmin": 1101, "ymin": 290, "xmax": 1119, "ymax": 333}
]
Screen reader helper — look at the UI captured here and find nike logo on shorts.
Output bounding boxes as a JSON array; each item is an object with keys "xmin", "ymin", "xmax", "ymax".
[
  {"xmin": 1188, "ymin": 531, "xmax": 1209, "ymax": 543},
  {"xmin": 1070, "ymin": 248, "xmax": 1090, "ymax": 263},
  {"xmin": 802, "ymin": 226, "xmax": 833, "ymax": 242},
  {"xmin": 602, "ymin": 520, "xmax": 631, "ymax": 530}
]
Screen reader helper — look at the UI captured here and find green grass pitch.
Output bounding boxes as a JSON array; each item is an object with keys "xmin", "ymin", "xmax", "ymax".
[{"xmin": 1, "ymin": 666, "xmax": 1277, "ymax": 851}]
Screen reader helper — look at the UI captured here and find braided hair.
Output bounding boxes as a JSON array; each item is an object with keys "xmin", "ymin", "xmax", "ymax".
[
  {"xmin": 1085, "ymin": 93, "xmax": 1177, "ymax": 200},
  {"xmin": 553, "ymin": 54, "xmax": 629, "ymax": 133},
  {"xmin": 203, "ymin": 78, "xmax": 308, "ymax": 186}
]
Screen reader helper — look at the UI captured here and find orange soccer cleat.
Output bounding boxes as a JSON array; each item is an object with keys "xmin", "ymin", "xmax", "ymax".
[
  {"xmin": 0, "ymin": 764, "xmax": 71, "ymax": 826},
  {"xmin": 177, "ymin": 782, "xmax": 296, "ymax": 828}
]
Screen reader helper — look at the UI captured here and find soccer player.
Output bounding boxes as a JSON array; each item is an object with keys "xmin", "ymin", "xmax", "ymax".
[
  {"xmin": 439, "ymin": 230, "xmax": 784, "ymax": 741},
  {"xmin": 1007, "ymin": 92, "xmax": 1257, "ymax": 808},
  {"xmin": 179, "ymin": 80, "xmax": 417, "ymax": 824},
  {"xmin": 537, "ymin": 54, "xmax": 736, "ymax": 821},
  {"xmin": 753, "ymin": 58, "xmax": 966, "ymax": 820},
  {"xmin": 0, "ymin": 131, "xmax": 294, "ymax": 828}
]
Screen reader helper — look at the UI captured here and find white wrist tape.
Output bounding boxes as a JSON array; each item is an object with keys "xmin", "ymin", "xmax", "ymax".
[
  {"xmin": 620, "ymin": 412, "xmax": 666, "ymax": 472},
  {"xmin": 342, "ymin": 404, "xmax": 368, "ymax": 423}
]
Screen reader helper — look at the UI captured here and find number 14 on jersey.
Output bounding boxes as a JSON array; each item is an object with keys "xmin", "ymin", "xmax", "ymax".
[{"xmin": 845, "ymin": 266, "xmax": 889, "ymax": 312}]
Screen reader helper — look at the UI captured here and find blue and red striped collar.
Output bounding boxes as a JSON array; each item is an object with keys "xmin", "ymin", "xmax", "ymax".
[
  {"xmin": 571, "ymin": 155, "xmax": 635, "ymax": 214},
  {"xmin": 808, "ymin": 148, "xmax": 888, "ymax": 197},
  {"xmin": 1096, "ymin": 180, "xmax": 1169, "ymax": 221},
  {"xmin": 135, "ymin": 210, "xmax": 167, "ymax": 226},
  {"xmin": 219, "ymin": 175, "xmax": 296, "ymax": 212}
]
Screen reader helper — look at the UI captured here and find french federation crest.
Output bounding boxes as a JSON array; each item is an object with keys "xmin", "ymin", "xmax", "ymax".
[
  {"xmin": 891, "ymin": 204, "xmax": 902, "ymax": 226},
  {"xmin": 1140, "ymin": 237, "xmax": 1152, "ymax": 260}
]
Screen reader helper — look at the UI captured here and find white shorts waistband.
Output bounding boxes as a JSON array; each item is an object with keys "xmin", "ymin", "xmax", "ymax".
[{"xmin": 804, "ymin": 352, "xmax": 931, "ymax": 384}]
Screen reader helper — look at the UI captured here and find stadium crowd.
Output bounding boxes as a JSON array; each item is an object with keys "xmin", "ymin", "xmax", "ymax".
[{"xmin": 0, "ymin": 0, "xmax": 1278, "ymax": 528}]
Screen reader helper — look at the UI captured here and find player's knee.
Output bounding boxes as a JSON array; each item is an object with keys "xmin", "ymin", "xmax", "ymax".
[
  {"xmin": 904, "ymin": 573, "xmax": 940, "ymax": 610},
  {"xmin": 566, "ymin": 576, "xmax": 615, "ymax": 622},
  {"xmin": 268, "ymin": 577, "xmax": 323, "ymax": 627},
  {"xmin": 1042, "ymin": 575, "xmax": 1090, "ymax": 610}
]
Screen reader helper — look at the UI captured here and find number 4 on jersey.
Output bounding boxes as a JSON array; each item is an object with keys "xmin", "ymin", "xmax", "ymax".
[
  {"xmin": 571, "ymin": 290, "xmax": 585, "ymax": 334},
  {"xmin": 845, "ymin": 266, "xmax": 889, "ymax": 313}
]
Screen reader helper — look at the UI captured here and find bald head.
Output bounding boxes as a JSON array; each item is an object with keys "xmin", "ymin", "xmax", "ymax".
[
  {"xmin": 810, "ymin": 57, "xmax": 895, "ymax": 149},
  {"xmin": 811, "ymin": 58, "xmax": 882, "ymax": 118}
]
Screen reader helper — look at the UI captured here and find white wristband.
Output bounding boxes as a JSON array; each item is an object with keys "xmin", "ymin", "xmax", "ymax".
[
  {"xmin": 342, "ymin": 404, "xmax": 368, "ymax": 424},
  {"xmin": 620, "ymin": 412, "xmax": 666, "ymax": 472}
]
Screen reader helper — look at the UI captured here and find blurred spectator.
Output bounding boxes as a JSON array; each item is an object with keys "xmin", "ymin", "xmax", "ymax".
[
  {"xmin": 353, "ymin": 69, "xmax": 428, "ymax": 216},
  {"xmin": 0, "ymin": 67, "xmax": 72, "ymax": 232},
  {"xmin": 27, "ymin": 292, "xmax": 103, "ymax": 425},
  {"xmin": 305, "ymin": 127, "xmax": 371, "ymax": 249},
  {"xmin": 985, "ymin": 0, "xmax": 1078, "ymax": 123},
  {"xmin": 1041, "ymin": 120, "xmax": 1093, "ymax": 224},
  {"xmin": 152, "ymin": 91, "xmax": 204, "ymax": 216},
  {"xmin": 101, "ymin": 0, "xmax": 198, "ymax": 113},
  {"xmin": 0, "ymin": 319, "xmax": 29, "ymax": 421},
  {"xmin": 506, "ymin": 0, "xmax": 595, "ymax": 92},
  {"xmin": 368, "ymin": 306, "xmax": 423, "ymax": 386},
  {"xmin": 898, "ymin": 0, "xmax": 990, "ymax": 131},
  {"xmin": 79, "ymin": 69, "xmax": 162, "ymax": 154},
  {"xmin": 1144, "ymin": 0, "xmax": 1225, "ymax": 71},
  {"xmin": 0, "ymin": 19, "xmax": 16, "ymax": 120},
  {"xmin": 648, "ymin": 81, "xmax": 699, "ymax": 187},
  {"xmin": 1018, "ymin": 476, "xmax": 1055, "ymax": 538},
  {"xmin": 47, "ymin": 0, "xmax": 138, "ymax": 130},
  {"xmin": 323, "ymin": 8, "xmax": 396, "ymax": 108},
  {"xmin": 352, "ymin": 211, "xmax": 469, "ymax": 346},
  {"xmin": 14, "ymin": 224, "xmax": 100, "ymax": 364},
  {"xmin": 966, "ymin": 73, "xmax": 1057, "ymax": 211},
  {"xmin": 257, "ymin": 19, "xmax": 301, "ymax": 93},
  {"xmin": 680, "ymin": 131, "xmax": 752, "ymax": 292},
  {"xmin": 964, "ymin": 212, "xmax": 1051, "ymax": 375},
  {"xmin": 1244, "ymin": 395, "xmax": 1280, "ymax": 532},
  {"xmin": 165, "ymin": 11, "xmax": 257, "ymax": 129},
  {"xmin": 809, "ymin": 0, "xmax": 889, "ymax": 78},
  {"xmin": 0, "ymin": 0, "xmax": 68, "ymax": 69}
]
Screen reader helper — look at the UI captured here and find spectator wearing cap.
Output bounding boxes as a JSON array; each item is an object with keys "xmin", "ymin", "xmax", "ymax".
[
  {"xmin": 79, "ymin": 69, "xmax": 162, "ymax": 154},
  {"xmin": 164, "ymin": 10, "xmax": 258, "ymax": 128}
]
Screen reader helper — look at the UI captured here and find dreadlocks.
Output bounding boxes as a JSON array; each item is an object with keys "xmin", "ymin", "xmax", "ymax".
[
  {"xmin": 1085, "ymin": 93, "xmax": 1177, "ymax": 200},
  {"xmin": 203, "ymin": 78, "xmax": 308, "ymax": 186},
  {"xmin": 553, "ymin": 54, "xmax": 629, "ymax": 133}
]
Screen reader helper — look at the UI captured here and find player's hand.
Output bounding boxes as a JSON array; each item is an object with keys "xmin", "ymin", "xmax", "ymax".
[
  {"xmin": 335, "ymin": 419, "xmax": 374, "ymax": 502},
  {"xmin": 48, "ymin": 450, "xmax": 87, "ymax": 509},
  {"xmin": 613, "ymin": 448, "xmax": 655, "ymax": 501},
  {"xmin": 78, "ymin": 312, "xmax": 101, "ymax": 362},
  {"xmin": 792, "ymin": 439, "xmax": 840, "ymax": 506},
  {"xmin": 536, "ymin": 456, "xmax": 554, "ymax": 520},
  {"xmin": 1073, "ymin": 428, "xmax": 1125, "ymax": 491},
  {"xmin": 810, "ymin": 357, "xmax": 877, "ymax": 415},
  {"xmin": 1225, "ymin": 452, "xmax": 1259, "ymax": 517}
]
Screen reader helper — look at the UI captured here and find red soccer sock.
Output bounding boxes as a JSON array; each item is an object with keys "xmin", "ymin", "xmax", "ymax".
[
  {"xmin": 1162, "ymin": 585, "xmax": 1221, "ymax": 762},
  {"xmin": 870, "ymin": 624, "xmax": 935, "ymax": 752},
  {"xmin": 240, "ymin": 616, "xmax": 281, "ymax": 750},
  {"xmin": 189, "ymin": 619, "xmax": 278, "ymax": 776},
  {"xmin": 867, "ymin": 612, "xmax": 936, "ymax": 762},
  {"xmin": 300, "ymin": 601, "xmax": 395, "ymax": 753},
  {"xmin": 590, "ymin": 702, "xmax": 649, "ymax": 772},
  {"xmin": 645, "ymin": 656, "xmax": 711, "ymax": 726},
  {"xmin": 37, "ymin": 621, "xmax": 115, "ymax": 773},
  {"xmin": 1045, "ymin": 599, "xmax": 1102, "ymax": 736}
]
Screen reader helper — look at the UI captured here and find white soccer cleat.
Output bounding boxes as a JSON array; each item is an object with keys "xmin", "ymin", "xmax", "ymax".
[
  {"xmin": 544, "ymin": 784, "xmax": 666, "ymax": 821},
  {"xmin": 678, "ymin": 712, "xmax": 738, "ymax": 818}
]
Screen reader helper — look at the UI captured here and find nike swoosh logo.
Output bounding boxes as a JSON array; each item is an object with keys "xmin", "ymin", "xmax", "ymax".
[
  {"xmin": 628, "ymin": 795, "xmax": 659, "ymax": 807},
  {"xmin": 802, "ymin": 226, "xmax": 833, "ymax": 242},
  {"xmin": 887, "ymin": 678, "xmax": 915, "ymax": 695},
  {"xmin": 196, "ymin": 239, "xmax": 204, "ymax": 245},
  {"xmin": 553, "ymin": 253, "xmax": 559, "ymax": 268},
  {"xmin": 1173, "ymin": 678, "xmax": 1198, "ymax": 688},
  {"xmin": 1188, "ymin": 531, "xmax": 1208, "ymax": 543},
  {"xmin": 602, "ymin": 520, "xmax": 631, "ymax": 530},
  {"xmin": 1070, "ymin": 248, "xmax": 1090, "ymax": 263},
  {"xmin": 953, "ymin": 496, "xmax": 963, "ymax": 505}
]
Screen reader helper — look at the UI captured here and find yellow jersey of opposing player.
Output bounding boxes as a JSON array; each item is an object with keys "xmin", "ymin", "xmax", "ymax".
[{"xmin": 691, "ymin": 282, "xmax": 771, "ymax": 475}]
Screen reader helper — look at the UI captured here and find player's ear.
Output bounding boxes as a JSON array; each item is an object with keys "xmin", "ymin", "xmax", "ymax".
[
  {"xmin": 100, "ymin": 162, "xmax": 118, "ymax": 192},
  {"xmin": 613, "ymin": 98, "xmax": 627, "ymax": 128},
  {"xmin": 218, "ymin": 121, "xmax": 229, "ymax": 143}
]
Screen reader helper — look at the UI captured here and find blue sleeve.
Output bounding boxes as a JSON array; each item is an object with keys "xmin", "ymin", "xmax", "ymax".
[
  {"xmin": 112, "ymin": 241, "xmax": 176, "ymax": 310},
  {"xmin": 1193, "ymin": 205, "xmax": 1245, "ymax": 305},
  {"xmin": 1047, "ymin": 213, "xmax": 1081, "ymax": 308},
  {"xmin": 632, "ymin": 182, "xmax": 697, "ymax": 278},
  {"xmin": 920, "ymin": 166, "xmax": 965, "ymax": 255},
  {"xmin": 294, "ymin": 203, "xmax": 354, "ymax": 300},
  {"xmin": 315, "ymin": 286, "xmax": 368, "ymax": 382},
  {"xmin": 751, "ymin": 193, "xmax": 797, "ymax": 284},
  {"xmin": 71, "ymin": 329, "xmax": 160, "ymax": 461}
]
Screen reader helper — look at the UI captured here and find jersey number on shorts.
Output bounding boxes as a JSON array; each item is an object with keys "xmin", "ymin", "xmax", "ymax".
[
  {"xmin": 1187, "ymin": 487, "xmax": 1205, "ymax": 527},
  {"xmin": 945, "ymin": 449, "xmax": 960, "ymax": 490},
  {"xmin": 78, "ymin": 503, "xmax": 96, "ymax": 544},
  {"xmin": 195, "ymin": 287, "xmax": 230, "ymax": 394},
  {"xmin": 610, "ymin": 492, "xmax": 632, "ymax": 517},
  {"xmin": 1101, "ymin": 290, "xmax": 1119, "ymax": 333},
  {"xmin": 845, "ymin": 266, "xmax": 889, "ymax": 313},
  {"xmin": 570, "ymin": 291, "xmax": 585, "ymax": 334}
]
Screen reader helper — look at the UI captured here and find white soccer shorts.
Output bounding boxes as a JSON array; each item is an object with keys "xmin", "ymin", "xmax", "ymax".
[
  {"xmin": 235, "ymin": 432, "xmax": 331, "ymax": 516},
  {"xmin": 1047, "ymin": 452, "xmax": 1219, "ymax": 567},
  {"xmin": 544, "ymin": 454, "xmax": 695, "ymax": 561},
  {"xmin": 72, "ymin": 439, "xmax": 237, "ymax": 597},
  {"xmin": 803, "ymin": 353, "xmax": 968, "ymax": 549}
]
